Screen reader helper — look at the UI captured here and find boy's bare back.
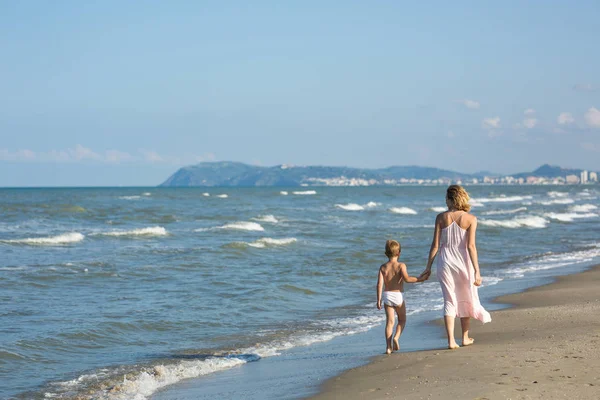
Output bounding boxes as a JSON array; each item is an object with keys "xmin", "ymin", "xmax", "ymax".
[{"xmin": 379, "ymin": 261, "xmax": 406, "ymax": 292}]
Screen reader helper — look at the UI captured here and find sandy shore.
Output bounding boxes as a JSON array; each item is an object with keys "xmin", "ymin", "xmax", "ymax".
[{"xmin": 310, "ymin": 265, "xmax": 600, "ymax": 400}]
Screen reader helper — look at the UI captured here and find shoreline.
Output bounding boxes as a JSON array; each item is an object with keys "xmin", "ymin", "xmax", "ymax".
[{"xmin": 309, "ymin": 264, "xmax": 600, "ymax": 400}]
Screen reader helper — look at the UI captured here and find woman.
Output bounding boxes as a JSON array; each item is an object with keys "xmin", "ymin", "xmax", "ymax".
[{"xmin": 421, "ymin": 185, "xmax": 491, "ymax": 349}]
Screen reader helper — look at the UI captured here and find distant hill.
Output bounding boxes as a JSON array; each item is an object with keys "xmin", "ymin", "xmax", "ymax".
[
  {"xmin": 159, "ymin": 162, "xmax": 477, "ymax": 187},
  {"xmin": 159, "ymin": 162, "xmax": 597, "ymax": 187}
]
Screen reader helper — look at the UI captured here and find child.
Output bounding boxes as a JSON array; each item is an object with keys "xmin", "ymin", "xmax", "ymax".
[{"xmin": 377, "ymin": 239, "xmax": 429, "ymax": 354}]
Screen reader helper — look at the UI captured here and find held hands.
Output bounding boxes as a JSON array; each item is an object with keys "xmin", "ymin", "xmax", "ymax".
[{"xmin": 417, "ymin": 270, "xmax": 431, "ymax": 282}]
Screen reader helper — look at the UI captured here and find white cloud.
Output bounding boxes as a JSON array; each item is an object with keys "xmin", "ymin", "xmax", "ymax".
[
  {"xmin": 557, "ymin": 112, "xmax": 575, "ymax": 125},
  {"xmin": 584, "ymin": 107, "xmax": 600, "ymax": 128},
  {"xmin": 457, "ymin": 99, "xmax": 480, "ymax": 109},
  {"xmin": 523, "ymin": 118, "xmax": 538, "ymax": 129},
  {"xmin": 573, "ymin": 84, "xmax": 599, "ymax": 92},
  {"xmin": 105, "ymin": 150, "xmax": 135, "ymax": 163},
  {"xmin": 0, "ymin": 149, "xmax": 37, "ymax": 161},
  {"xmin": 482, "ymin": 117, "xmax": 501, "ymax": 129},
  {"xmin": 140, "ymin": 149, "xmax": 164, "ymax": 163},
  {"xmin": 71, "ymin": 144, "xmax": 102, "ymax": 161},
  {"xmin": 524, "ymin": 108, "xmax": 535, "ymax": 115}
]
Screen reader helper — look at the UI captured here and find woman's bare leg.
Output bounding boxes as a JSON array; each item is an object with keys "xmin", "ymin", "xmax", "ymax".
[
  {"xmin": 384, "ymin": 305, "xmax": 395, "ymax": 354},
  {"xmin": 461, "ymin": 317, "xmax": 474, "ymax": 345},
  {"xmin": 393, "ymin": 302, "xmax": 406, "ymax": 351},
  {"xmin": 444, "ymin": 315, "xmax": 459, "ymax": 349}
]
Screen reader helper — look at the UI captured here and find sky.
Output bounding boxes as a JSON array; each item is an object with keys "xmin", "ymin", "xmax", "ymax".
[{"xmin": 1, "ymin": 1, "xmax": 599, "ymax": 186}]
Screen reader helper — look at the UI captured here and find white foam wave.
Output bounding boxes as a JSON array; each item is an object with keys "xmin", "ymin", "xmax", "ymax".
[
  {"xmin": 544, "ymin": 212, "xmax": 598, "ymax": 223},
  {"xmin": 216, "ymin": 194, "xmax": 228, "ymax": 198},
  {"xmin": 537, "ymin": 198, "xmax": 575, "ymax": 205},
  {"xmin": 142, "ymin": 192, "xmax": 151, "ymax": 196},
  {"xmin": 119, "ymin": 196, "xmax": 141, "ymax": 200},
  {"xmin": 100, "ymin": 227, "xmax": 168, "ymax": 237},
  {"xmin": 570, "ymin": 204, "xmax": 598, "ymax": 213},
  {"xmin": 292, "ymin": 190, "xmax": 316, "ymax": 195},
  {"xmin": 253, "ymin": 215, "xmax": 279, "ymax": 223},
  {"xmin": 280, "ymin": 191, "xmax": 288, "ymax": 195},
  {"xmin": 429, "ymin": 207, "xmax": 447, "ymax": 213},
  {"xmin": 196, "ymin": 222, "xmax": 265, "ymax": 232},
  {"xmin": 479, "ymin": 216, "xmax": 548, "ymax": 229},
  {"xmin": 482, "ymin": 207, "xmax": 528, "ymax": 216},
  {"xmin": 389, "ymin": 207, "xmax": 418, "ymax": 215},
  {"xmin": 1, "ymin": 232, "xmax": 85, "ymax": 245},
  {"xmin": 335, "ymin": 203, "xmax": 364, "ymax": 211},
  {"xmin": 202, "ymin": 193, "xmax": 210, "ymax": 197},
  {"xmin": 49, "ymin": 312, "xmax": 385, "ymax": 400},
  {"xmin": 247, "ymin": 237, "xmax": 297, "ymax": 248},
  {"xmin": 365, "ymin": 201, "xmax": 380, "ymax": 208},
  {"xmin": 504, "ymin": 247, "xmax": 600, "ymax": 278},
  {"xmin": 547, "ymin": 191, "xmax": 569, "ymax": 198},
  {"xmin": 473, "ymin": 195, "xmax": 533, "ymax": 203},
  {"xmin": 469, "ymin": 200, "xmax": 484, "ymax": 207}
]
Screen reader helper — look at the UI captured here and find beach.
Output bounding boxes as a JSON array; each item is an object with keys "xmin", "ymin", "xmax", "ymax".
[{"xmin": 311, "ymin": 265, "xmax": 600, "ymax": 400}]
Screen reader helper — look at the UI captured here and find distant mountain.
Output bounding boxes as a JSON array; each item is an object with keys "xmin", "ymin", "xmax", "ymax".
[
  {"xmin": 159, "ymin": 162, "xmax": 477, "ymax": 187},
  {"xmin": 159, "ymin": 162, "xmax": 597, "ymax": 187}
]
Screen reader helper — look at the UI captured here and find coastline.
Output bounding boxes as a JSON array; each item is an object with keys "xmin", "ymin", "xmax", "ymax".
[{"xmin": 309, "ymin": 264, "xmax": 600, "ymax": 400}]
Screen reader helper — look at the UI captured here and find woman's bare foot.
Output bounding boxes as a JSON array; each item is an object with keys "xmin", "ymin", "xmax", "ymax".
[
  {"xmin": 393, "ymin": 339, "xmax": 400, "ymax": 352},
  {"xmin": 448, "ymin": 343, "xmax": 460, "ymax": 350},
  {"xmin": 462, "ymin": 338, "xmax": 475, "ymax": 346},
  {"xmin": 385, "ymin": 347, "xmax": 392, "ymax": 355}
]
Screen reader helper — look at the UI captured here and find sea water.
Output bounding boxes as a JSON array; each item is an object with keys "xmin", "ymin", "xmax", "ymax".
[{"xmin": 1, "ymin": 186, "xmax": 599, "ymax": 399}]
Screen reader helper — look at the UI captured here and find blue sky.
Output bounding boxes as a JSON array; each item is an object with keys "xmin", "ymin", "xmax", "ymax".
[{"xmin": 1, "ymin": 1, "xmax": 599, "ymax": 186}]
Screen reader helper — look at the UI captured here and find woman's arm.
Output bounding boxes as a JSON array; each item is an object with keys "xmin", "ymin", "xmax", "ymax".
[
  {"xmin": 423, "ymin": 215, "xmax": 442, "ymax": 274},
  {"xmin": 466, "ymin": 217, "xmax": 482, "ymax": 286},
  {"xmin": 376, "ymin": 269, "xmax": 384, "ymax": 309}
]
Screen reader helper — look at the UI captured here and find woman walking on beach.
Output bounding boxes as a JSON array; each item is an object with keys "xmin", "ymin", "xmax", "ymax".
[{"xmin": 421, "ymin": 185, "xmax": 491, "ymax": 349}]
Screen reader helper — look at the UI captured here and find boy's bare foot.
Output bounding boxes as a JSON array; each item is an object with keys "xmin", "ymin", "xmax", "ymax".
[
  {"xmin": 385, "ymin": 347, "xmax": 392, "ymax": 355},
  {"xmin": 462, "ymin": 338, "xmax": 475, "ymax": 346},
  {"xmin": 448, "ymin": 343, "xmax": 460, "ymax": 350},
  {"xmin": 393, "ymin": 339, "xmax": 400, "ymax": 352}
]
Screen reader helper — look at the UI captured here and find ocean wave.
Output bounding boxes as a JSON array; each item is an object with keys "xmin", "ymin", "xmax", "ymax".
[
  {"xmin": 504, "ymin": 247, "xmax": 600, "ymax": 278},
  {"xmin": 481, "ymin": 207, "xmax": 528, "ymax": 216},
  {"xmin": 469, "ymin": 200, "xmax": 484, "ymax": 207},
  {"xmin": 44, "ymin": 313, "xmax": 385, "ymax": 400},
  {"xmin": 335, "ymin": 203, "xmax": 364, "ymax": 211},
  {"xmin": 202, "ymin": 193, "xmax": 210, "ymax": 197},
  {"xmin": 216, "ymin": 194, "xmax": 228, "ymax": 198},
  {"xmin": 389, "ymin": 207, "xmax": 418, "ymax": 215},
  {"xmin": 0, "ymin": 232, "xmax": 85, "ymax": 245},
  {"xmin": 252, "ymin": 215, "xmax": 279, "ymax": 223},
  {"xmin": 479, "ymin": 216, "xmax": 548, "ymax": 229},
  {"xmin": 547, "ymin": 191, "xmax": 569, "ymax": 198},
  {"xmin": 99, "ymin": 227, "xmax": 168, "ymax": 237},
  {"xmin": 544, "ymin": 212, "xmax": 598, "ymax": 223},
  {"xmin": 119, "ymin": 196, "xmax": 141, "ymax": 200},
  {"xmin": 280, "ymin": 191, "xmax": 288, "ymax": 195},
  {"xmin": 570, "ymin": 204, "xmax": 598, "ymax": 213},
  {"xmin": 537, "ymin": 198, "xmax": 575, "ymax": 205},
  {"xmin": 429, "ymin": 207, "xmax": 447, "ymax": 213},
  {"xmin": 196, "ymin": 222, "xmax": 265, "ymax": 232},
  {"xmin": 292, "ymin": 190, "xmax": 316, "ymax": 195},
  {"xmin": 247, "ymin": 238, "xmax": 297, "ymax": 248},
  {"xmin": 142, "ymin": 192, "xmax": 152, "ymax": 196},
  {"xmin": 473, "ymin": 195, "xmax": 533, "ymax": 203}
]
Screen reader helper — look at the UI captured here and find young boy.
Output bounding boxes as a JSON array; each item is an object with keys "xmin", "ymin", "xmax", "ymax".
[{"xmin": 377, "ymin": 239, "xmax": 429, "ymax": 354}]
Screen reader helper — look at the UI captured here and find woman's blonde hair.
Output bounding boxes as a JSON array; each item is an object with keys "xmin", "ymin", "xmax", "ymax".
[{"xmin": 446, "ymin": 185, "xmax": 471, "ymax": 212}]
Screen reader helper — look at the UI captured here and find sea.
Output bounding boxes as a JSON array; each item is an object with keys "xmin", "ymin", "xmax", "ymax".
[{"xmin": 1, "ymin": 186, "xmax": 599, "ymax": 400}]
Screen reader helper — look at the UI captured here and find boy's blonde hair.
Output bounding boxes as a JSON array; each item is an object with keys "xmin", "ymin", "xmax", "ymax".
[
  {"xmin": 446, "ymin": 185, "xmax": 471, "ymax": 212},
  {"xmin": 385, "ymin": 240, "xmax": 401, "ymax": 258}
]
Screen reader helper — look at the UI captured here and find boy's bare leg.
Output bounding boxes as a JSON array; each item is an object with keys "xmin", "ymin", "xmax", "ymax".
[
  {"xmin": 461, "ymin": 317, "xmax": 474, "ymax": 345},
  {"xmin": 392, "ymin": 302, "xmax": 406, "ymax": 351},
  {"xmin": 444, "ymin": 315, "xmax": 460, "ymax": 349},
  {"xmin": 384, "ymin": 305, "xmax": 395, "ymax": 354}
]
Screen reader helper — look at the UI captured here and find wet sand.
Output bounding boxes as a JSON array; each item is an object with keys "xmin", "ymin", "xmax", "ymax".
[{"xmin": 310, "ymin": 265, "xmax": 600, "ymax": 400}]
